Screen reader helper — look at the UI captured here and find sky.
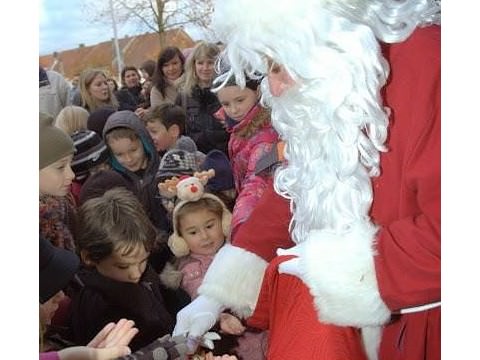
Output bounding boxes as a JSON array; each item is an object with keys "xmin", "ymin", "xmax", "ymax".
[{"xmin": 39, "ymin": 0, "xmax": 205, "ymax": 56}]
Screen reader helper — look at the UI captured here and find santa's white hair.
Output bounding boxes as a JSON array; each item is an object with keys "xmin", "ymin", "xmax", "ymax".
[{"xmin": 213, "ymin": 0, "xmax": 440, "ymax": 242}]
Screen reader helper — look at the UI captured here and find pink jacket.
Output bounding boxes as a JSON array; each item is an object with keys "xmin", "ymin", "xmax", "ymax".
[
  {"xmin": 227, "ymin": 104, "xmax": 279, "ymax": 238},
  {"xmin": 178, "ymin": 253, "xmax": 214, "ymax": 299}
]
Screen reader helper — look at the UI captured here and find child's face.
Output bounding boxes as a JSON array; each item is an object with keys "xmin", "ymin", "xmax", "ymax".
[
  {"xmin": 162, "ymin": 55, "xmax": 183, "ymax": 82},
  {"xmin": 94, "ymin": 244, "xmax": 149, "ymax": 284},
  {"xmin": 88, "ymin": 74, "xmax": 110, "ymax": 102},
  {"xmin": 123, "ymin": 70, "xmax": 140, "ymax": 88},
  {"xmin": 146, "ymin": 121, "xmax": 176, "ymax": 152},
  {"xmin": 108, "ymin": 137, "xmax": 147, "ymax": 172},
  {"xmin": 39, "ymin": 155, "xmax": 75, "ymax": 196},
  {"xmin": 217, "ymin": 85, "xmax": 258, "ymax": 123},
  {"xmin": 179, "ymin": 208, "xmax": 225, "ymax": 256},
  {"xmin": 195, "ymin": 57, "xmax": 216, "ymax": 86}
]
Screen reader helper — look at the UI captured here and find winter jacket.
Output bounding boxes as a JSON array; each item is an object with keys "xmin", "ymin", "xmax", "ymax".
[
  {"xmin": 115, "ymin": 85, "xmax": 146, "ymax": 111},
  {"xmin": 70, "ymin": 265, "xmax": 176, "ymax": 351},
  {"xmin": 176, "ymin": 86, "xmax": 229, "ymax": 155},
  {"xmin": 226, "ymin": 104, "xmax": 279, "ymax": 238},
  {"xmin": 102, "ymin": 111, "xmax": 170, "ymax": 233}
]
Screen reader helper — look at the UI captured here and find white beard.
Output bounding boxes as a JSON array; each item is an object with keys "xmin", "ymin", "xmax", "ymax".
[{"xmin": 261, "ymin": 73, "xmax": 387, "ymax": 244}]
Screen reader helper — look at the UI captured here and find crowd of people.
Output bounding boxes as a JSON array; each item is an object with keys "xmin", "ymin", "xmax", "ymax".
[{"xmin": 39, "ymin": 0, "xmax": 440, "ymax": 359}]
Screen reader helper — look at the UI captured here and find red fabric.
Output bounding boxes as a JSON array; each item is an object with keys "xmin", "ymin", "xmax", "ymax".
[
  {"xmin": 248, "ymin": 256, "xmax": 367, "ymax": 360},
  {"xmin": 232, "ymin": 179, "xmax": 293, "ymax": 261},
  {"xmin": 70, "ymin": 181, "xmax": 82, "ymax": 206},
  {"xmin": 372, "ymin": 26, "xmax": 441, "ymax": 360},
  {"xmin": 40, "ymin": 352, "xmax": 60, "ymax": 360}
]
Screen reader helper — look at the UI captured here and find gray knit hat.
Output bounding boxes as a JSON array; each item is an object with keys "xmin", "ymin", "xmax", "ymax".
[{"xmin": 39, "ymin": 112, "xmax": 74, "ymax": 170}]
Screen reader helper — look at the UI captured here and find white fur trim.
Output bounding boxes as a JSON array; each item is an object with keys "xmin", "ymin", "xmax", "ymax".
[
  {"xmin": 299, "ymin": 223, "xmax": 391, "ymax": 327},
  {"xmin": 198, "ymin": 244, "xmax": 267, "ymax": 318},
  {"xmin": 361, "ymin": 326, "xmax": 383, "ymax": 360}
]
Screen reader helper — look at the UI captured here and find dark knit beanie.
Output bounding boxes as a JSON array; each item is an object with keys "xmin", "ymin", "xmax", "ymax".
[
  {"xmin": 157, "ymin": 149, "xmax": 198, "ymax": 180},
  {"xmin": 39, "ymin": 112, "xmax": 75, "ymax": 170},
  {"xmin": 40, "ymin": 235, "xmax": 80, "ymax": 303},
  {"xmin": 200, "ymin": 149, "xmax": 234, "ymax": 191},
  {"xmin": 78, "ymin": 169, "xmax": 134, "ymax": 205},
  {"xmin": 87, "ymin": 106, "xmax": 116, "ymax": 138},
  {"xmin": 71, "ymin": 130, "xmax": 109, "ymax": 181}
]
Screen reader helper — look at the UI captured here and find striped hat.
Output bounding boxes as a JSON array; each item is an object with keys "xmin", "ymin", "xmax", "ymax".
[{"xmin": 71, "ymin": 130, "xmax": 109, "ymax": 181}]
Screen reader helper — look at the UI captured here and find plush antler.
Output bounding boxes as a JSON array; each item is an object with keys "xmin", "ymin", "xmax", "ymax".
[
  {"xmin": 158, "ymin": 176, "xmax": 180, "ymax": 198},
  {"xmin": 193, "ymin": 169, "xmax": 216, "ymax": 186}
]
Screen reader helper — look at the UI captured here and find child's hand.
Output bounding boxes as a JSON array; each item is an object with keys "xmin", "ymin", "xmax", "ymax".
[
  {"xmin": 87, "ymin": 318, "xmax": 138, "ymax": 349},
  {"xmin": 219, "ymin": 313, "xmax": 246, "ymax": 335},
  {"xmin": 57, "ymin": 318, "xmax": 138, "ymax": 360},
  {"xmin": 55, "ymin": 319, "xmax": 139, "ymax": 359}
]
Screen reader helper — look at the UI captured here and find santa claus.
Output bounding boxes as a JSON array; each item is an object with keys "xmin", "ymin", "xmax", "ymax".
[{"xmin": 174, "ymin": 1, "xmax": 440, "ymax": 359}]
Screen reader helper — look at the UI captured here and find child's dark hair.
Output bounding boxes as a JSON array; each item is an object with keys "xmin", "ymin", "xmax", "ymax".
[
  {"xmin": 152, "ymin": 46, "xmax": 185, "ymax": 97},
  {"xmin": 144, "ymin": 103, "xmax": 187, "ymax": 134},
  {"xmin": 120, "ymin": 65, "xmax": 141, "ymax": 87},
  {"xmin": 76, "ymin": 187, "xmax": 156, "ymax": 263}
]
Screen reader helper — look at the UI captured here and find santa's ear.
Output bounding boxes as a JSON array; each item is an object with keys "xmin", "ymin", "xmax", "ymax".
[{"xmin": 194, "ymin": 169, "xmax": 216, "ymax": 185}]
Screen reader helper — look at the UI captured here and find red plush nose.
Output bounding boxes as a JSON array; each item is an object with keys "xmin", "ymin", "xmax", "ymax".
[{"xmin": 190, "ymin": 185, "xmax": 198, "ymax": 193}]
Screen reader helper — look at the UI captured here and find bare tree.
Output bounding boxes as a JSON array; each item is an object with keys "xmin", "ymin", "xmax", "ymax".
[{"xmin": 82, "ymin": 0, "xmax": 214, "ymax": 47}]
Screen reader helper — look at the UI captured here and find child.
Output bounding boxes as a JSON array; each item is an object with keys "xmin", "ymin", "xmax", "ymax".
[
  {"xmin": 71, "ymin": 188, "xmax": 188, "ymax": 352},
  {"xmin": 165, "ymin": 176, "xmax": 266, "ymax": 360},
  {"xmin": 102, "ymin": 110, "xmax": 170, "ymax": 234},
  {"xmin": 55, "ymin": 105, "xmax": 90, "ymax": 135},
  {"xmin": 213, "ymin": 69, "xmax": 279, "ymax": 239},
  {"xmin": 70, "ymin": 129, "xmax": 110, "ymax": 204},
  {"xmin": 144, "ymin": 103, "xmax": 199, "ymax": 158},
  {"xmin": 40, "ymin": 235, "xmax": 193, "ymax": 360},
  {"xmin": 39, "ymin": 112, "xmax": 77, "ymax": 251}
]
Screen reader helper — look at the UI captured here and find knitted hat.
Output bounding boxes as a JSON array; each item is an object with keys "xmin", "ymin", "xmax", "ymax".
[
  {"xmin": 87, "ymin": 106, "xmax": 116, "ymax": 138},
  {"xmin": 39, "ymin": 235, "xmax": 80, "ymax": 303},
  {"xmin": 71, "ymin": 130, "xmax": 109, "ymax": 181},
  {"xmin": 39, "ymin": 112, "xmax": 75, "ymax": 170},
  {"xmin": 78, "ymin": 169, "xmax": 134, "ymax": 205},
  {"xmin": 157, "ymin": 149, "xmax": 198, "ymax": 180},
  {"xmin": 200, "ymin": 150, "xmax": 234, "ymax": 191},
  {"xmin": 168, "ymin": 176, "xmax": 232, "ymax": 257}
]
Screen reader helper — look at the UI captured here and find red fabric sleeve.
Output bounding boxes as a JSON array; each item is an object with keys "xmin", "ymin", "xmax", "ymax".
[
  {"xmin": 373, "ymin": 26, "xmax": 441, "ymax": 311},
  {"xmin": 232, "ymin": 180, "xmax": 294, "ymax": 262},
  {"xmin": 249, "ymin": 255, "xmax": 368, "ymax": 360}
]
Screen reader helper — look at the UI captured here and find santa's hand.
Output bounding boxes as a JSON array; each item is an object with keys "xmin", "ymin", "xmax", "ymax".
[
  {"xmin": 276, "ymin": 244, "xmax": 304, "ymax": 279},
  {"xmin": 173, "ymin": 295, "xmax": 224, "ymax": 340}
]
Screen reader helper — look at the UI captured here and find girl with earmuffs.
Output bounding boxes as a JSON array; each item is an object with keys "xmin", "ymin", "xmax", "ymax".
[{"xmin": 164, "ymin": 175, "xmax": 266, "ymax": 360}]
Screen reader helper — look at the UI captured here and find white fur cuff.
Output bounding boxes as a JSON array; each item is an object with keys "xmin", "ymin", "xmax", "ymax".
[
  {"xmin": 198, "ymin": 244, "xmax": 268, "ymax": 318},
  {"xmin": 299, "ymin": 223, "xmax": 391, "ymax": 327}
]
